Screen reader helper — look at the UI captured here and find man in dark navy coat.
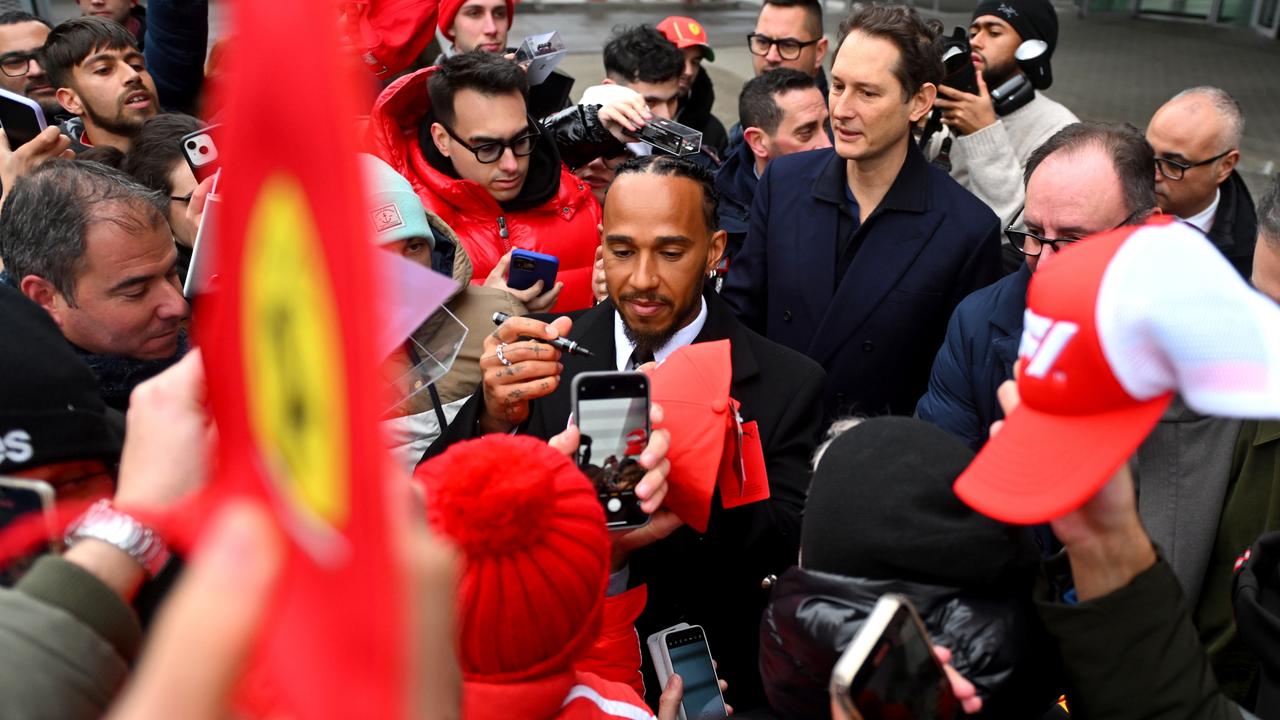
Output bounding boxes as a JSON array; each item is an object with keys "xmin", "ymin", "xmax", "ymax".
[
  {"xmin": 426, "ymin": 155, "xmax": 826, "ymax": 712},
  {"xmin": 722, "ymin": 5, "xmax": 1001, "ymax": 419}
]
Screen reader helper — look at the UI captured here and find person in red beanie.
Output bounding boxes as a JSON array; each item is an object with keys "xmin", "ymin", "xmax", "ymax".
[
  {"xmin": 437, "ymin": 0, "xmax": 513, "ymax": 57},
  {"xmin": 416, "ymin": 433, "xmax": 669, "ymax": 720}
]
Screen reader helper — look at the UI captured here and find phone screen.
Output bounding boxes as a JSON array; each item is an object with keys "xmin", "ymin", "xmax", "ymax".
[
  {"xmin": 573, "ymin": 372, "xmax": 649, "ymax": 528},
  {"xmin": 666, "ymin": 627, "xmax": 727, "ymax": 720},
  {"xmin": 848, "ymin": 607, "xmax": 957, "ymax": 720}
]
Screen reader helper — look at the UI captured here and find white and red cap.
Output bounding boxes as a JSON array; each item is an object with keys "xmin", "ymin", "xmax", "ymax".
[{"xmin": 955, "ymin": 217, "xmax": 1280, "ymax": 524}]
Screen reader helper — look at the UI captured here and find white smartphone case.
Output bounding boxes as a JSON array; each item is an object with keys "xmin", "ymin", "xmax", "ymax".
[{"xmin": 645, "ymin": 622, "xmax": 692, "ymax": 695}]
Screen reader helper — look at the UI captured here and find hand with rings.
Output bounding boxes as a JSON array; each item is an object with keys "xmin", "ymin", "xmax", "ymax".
[{"xmin": 478, "ymin": 314, "xmax": 574, "ymax": 435}]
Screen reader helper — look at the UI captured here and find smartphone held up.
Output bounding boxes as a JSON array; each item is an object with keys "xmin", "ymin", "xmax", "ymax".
[
  {"xmin": 571, "ymin": 371, "xmax": 651, "ymax": 529},
  {"xmin": 830, "ymin": 594, "xmax": 959, "ymax": 720}
]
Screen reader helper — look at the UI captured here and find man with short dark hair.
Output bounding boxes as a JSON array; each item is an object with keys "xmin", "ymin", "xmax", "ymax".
[
  {"xmin": 656, "ymin": 15, "xmax": 728, "ymax": 158},
  {"xmin": 717, "ymin": 69, "xmax": 830, "ymax": 261},
  {"xmin": 602, "ymin": 25, "xmax": 685, "ymax": 121},
  {"xmin": 120, "ymin": 113, "xmax": 202, "ymax": 281},
  {"xmin": 369, "ymin": 52, "xmax": 607, "ymax": 311},
  {"xmin": 1147, "ymin": 86, "xmax": 1256, "ymax": 278},
  {"xmin": 0, "ymin": 11, "xmax": 59, "ymax": 120},
  {"xmin": 429, "ymin": 154, "xmax": 826, "ymax": 711},
  {"xmin": 0, "ymin": 160, "xmax": 187, "ymax": 409},
  {"xmin": 602, "ymin": 25, "xmax": 719, "ymax": 169},
  {"xmin": 43, "ymin": 17, "xmax": 159, "ymax": 151},
  {"xmin": 724, "ymin": 4, "xmax": 1002, "ymax": 419},
  {"xmin": 928, "ymin": 0, "xmax": 1078, "ymax": 230},
  {"xmin": 749, "ymin": 0, "xmax": 829, "ymax": 89}
]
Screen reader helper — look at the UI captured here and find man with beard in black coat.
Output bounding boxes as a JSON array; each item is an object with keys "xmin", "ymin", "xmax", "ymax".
[{"xmin": 425, "ymin": 155, "xmax": 826, "ymax": 712}]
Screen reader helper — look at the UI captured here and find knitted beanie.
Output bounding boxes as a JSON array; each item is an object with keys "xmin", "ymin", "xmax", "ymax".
[
  {"xmin": 437, "ymin": 0, "xmax": 515, "ymax": 43},
  {"xmin": 358, "ymin": 154, "xmax": 434, "ymax": 249},
  {"xmin": 0, "ymin": 285, "xmax": 122, "ymax": 475},
  {"xmin": 972, "ymin": 0, "xmax": 1059, "ymax": 59},
  {"xmin": 417, "ymin": 434, "xmax": 610, "ymax": 681},
  {"xmin": 801, "ymin": 417, "xmax": 1039, "ymax": 589}
]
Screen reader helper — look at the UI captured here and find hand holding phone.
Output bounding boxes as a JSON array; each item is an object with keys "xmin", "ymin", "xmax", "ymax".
[
  {"xmin": 572, "ymin": 371, "xmax": 651, "ymax": 529},
  {"xmin": 180, "ymin": 124, "xmax": 222, "ymax": 184},
  {"xmin": 0, "ymin": 88, "xmax": 47, "ymax": 150},
  {"xmin": 649, "ymin": 624, "xmax": 729, "ymax": 720},
  {"xmin": 507, "ymin": 248, "xmax": 559, "ymax": 292},
  {"xmin": 830, "ymin": 594, "xmax": 959, "ymax": 720}
]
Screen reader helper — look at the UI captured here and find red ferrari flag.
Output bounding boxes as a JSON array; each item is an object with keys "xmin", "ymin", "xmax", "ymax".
[{"xmin": 195, "ymin": 0, "xmax": 404, "ymax": 717}]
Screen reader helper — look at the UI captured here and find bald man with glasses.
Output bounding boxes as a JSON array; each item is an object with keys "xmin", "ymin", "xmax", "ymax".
[{"xmin": 1147, "ymin": 86, "xmax": 1257, "ymax": 278}]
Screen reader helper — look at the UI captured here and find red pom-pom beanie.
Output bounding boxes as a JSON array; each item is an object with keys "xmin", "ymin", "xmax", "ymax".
[{"xmin": 417, "ymin": 434, "xmax": 610, "ymax": 681}]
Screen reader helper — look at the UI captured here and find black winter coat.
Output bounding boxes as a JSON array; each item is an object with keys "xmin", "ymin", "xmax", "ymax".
[{"xmin": 759, "ymin": 566, "xmax": 1060, "ymax": 720}]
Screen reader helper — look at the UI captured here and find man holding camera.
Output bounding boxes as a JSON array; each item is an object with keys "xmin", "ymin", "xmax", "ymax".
[{"xmin": 931, "ymin": 0, "xmax": 1077, "ymax": 231}]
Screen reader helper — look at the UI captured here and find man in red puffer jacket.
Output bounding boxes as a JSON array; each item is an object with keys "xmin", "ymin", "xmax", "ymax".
[{"xmin": 369, "ymin": 52, "xmax": 602, "ymax": 312}]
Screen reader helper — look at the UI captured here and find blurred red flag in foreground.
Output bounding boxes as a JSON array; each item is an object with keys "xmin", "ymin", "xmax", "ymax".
[{"xmin": 194, "ymin": 0, "xmax": 404, "ymax": 716}]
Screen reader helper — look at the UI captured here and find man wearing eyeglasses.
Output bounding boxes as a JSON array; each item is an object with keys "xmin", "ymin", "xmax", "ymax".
[
  {"xmin": 918, "ymin": 122, "xmax": 1158, "ymax": 450},
  {"xmin": 749, "ymin": 0, "xmax": 829, "ymax": 92},
  {"xmin": 369, "ymin": 52, "xmax": 644, "ymax": 312},
  {"xmin": 0, "ymin": 12, "xmax": 59, "ymax": 121},
  {"xmin": 1146, "ymin": 86, "xmax": 1256, "ymax": 279}
]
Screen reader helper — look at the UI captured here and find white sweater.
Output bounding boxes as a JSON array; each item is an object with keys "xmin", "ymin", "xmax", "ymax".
[{"xmin": 938, "ymin": 92, "xmax": 1079, "ymax": 229}]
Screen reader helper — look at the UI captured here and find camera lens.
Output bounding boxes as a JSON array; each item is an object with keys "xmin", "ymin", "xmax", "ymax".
[{"xmin": 186, "ymin": 140, "xmax": 197, "ymax": 150}]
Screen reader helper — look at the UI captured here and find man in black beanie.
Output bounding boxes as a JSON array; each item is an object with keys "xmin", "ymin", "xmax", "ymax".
[
  {"xmin": 0, "ymin": 284, "xmax": 122, "ymax": 500},
  {"xmin": 929, "ymin": 0, "xmax": 1078, "ymax": 232},
  {"xmin": 757, "ymin": 416, "xmax": 1061, "ymax": 719}
]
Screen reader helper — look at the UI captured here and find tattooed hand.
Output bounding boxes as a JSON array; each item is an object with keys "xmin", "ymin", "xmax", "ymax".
[{"xmin": 477, "ymin": 314, "xmax": 574, "ymax": 434}]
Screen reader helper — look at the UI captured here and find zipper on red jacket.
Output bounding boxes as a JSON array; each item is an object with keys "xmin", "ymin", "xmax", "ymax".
[{"xmin": 497, "ymin": 215, "xmax": 510, "ymax": 251}]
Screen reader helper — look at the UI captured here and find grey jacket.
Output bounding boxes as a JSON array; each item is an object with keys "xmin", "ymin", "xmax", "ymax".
[
  {"xmin": 0, "ymin": 556, "xmax": 141, "ymax": 720},
  {"xmin": 1133, "ymin": 396, "xmax": 1241, "ymax": 609}
]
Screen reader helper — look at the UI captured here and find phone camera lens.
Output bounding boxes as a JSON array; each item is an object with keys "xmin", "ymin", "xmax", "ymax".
[
  {"xmin": 186, "ymin": 140, "xmax": 197, "ymax": 150},
  {"xmin": 199, "ymin": 146, "xmax": 210, "ymax": 155}
]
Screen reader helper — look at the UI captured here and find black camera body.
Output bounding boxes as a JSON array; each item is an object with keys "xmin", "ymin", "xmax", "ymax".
[{"xmin": 939, "ymin": 27, "xmax": 980, "ymax": 97}]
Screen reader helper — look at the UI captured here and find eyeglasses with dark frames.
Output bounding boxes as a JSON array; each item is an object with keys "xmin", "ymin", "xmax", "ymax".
[
  {"xmin": 747, "ymin": 33, "xmax": 820, "ymax": 61},
  {"xmin": 439, "ymin": 117, "xmax": 541, "ymax": 164},
  {"xmin": 170, "ymin": 191, "xmax": 194, "ymax": 204},
  {"xmin": 1154, "ymin": 150, "xmax": 1233, "ymax": 181},
  {"xmin": 0, "ymin": 51, "xmax": 38, "ymax": 78},
  {"xmin": 1005, "ymin": 208, "xmax": 1146, "ymax": 258}
]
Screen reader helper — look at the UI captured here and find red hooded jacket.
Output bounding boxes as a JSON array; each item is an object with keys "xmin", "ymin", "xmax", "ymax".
[{"xmin": 368, "ymin": 67, "xmax": 602, "ymax": 312}]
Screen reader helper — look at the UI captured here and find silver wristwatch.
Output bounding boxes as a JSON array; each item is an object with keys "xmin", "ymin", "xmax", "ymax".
[{"xmin": 65, "ymin": 499, "xmax": 172, "ymax": 577}]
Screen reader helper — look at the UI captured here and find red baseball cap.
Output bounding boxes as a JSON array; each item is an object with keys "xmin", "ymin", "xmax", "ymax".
[
  {"xmin": 437, "ymin": 0, "xmax": 515, "ymax": 42},
  {"xmin": 955, "ymin": 218, "xmax": 1280, "ymax": 525},
  {"xmin": 657, "ymin": 16, "xmax": 716, "ymax": 61}
]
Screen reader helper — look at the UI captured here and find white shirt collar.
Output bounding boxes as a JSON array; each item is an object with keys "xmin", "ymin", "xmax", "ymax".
[
  {"xmin": 612, "ymin": 297, "xmax": 708, "ymax": 370},
  {"xmin": 1181, "ymin": 188, "xmax": 1220, "ymax": 234}
]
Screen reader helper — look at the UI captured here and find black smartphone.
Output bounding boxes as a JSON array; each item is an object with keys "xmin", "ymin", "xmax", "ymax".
[
  {"xmin": 0, "ymin": 88, "xmax": 47, "ymax": 149},
  {"xmin": 571, "ymin": 371, "xmax": 651, "ymax": 529},
  {"xmin": 180, "ymin": 124, "xmax": 222, "ymax": 184},
  {"xmin": 664, "ymin": 625, "xmax": 729, "ymax": 720},
  {"xmin": 830, "ymin": 594, "xmax": 959, "ymax": 720},
  {"xmin": 0, "ymin": 477, "xmax": 57, "ymax": 587}
]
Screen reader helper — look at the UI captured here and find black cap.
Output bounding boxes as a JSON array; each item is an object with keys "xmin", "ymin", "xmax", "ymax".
[
  {"xmin": 801, "ymin": 417, "xmax": 1039, "ymax": 589},
  {"xmin": 0, "ymin": 285, "xmax": 122, "ymax": 475}
]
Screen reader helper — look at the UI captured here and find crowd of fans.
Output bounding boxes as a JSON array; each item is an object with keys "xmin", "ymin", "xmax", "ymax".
[{"xmin": 1, "ymin": 0, "xmax": 1278, "ymax": 718}]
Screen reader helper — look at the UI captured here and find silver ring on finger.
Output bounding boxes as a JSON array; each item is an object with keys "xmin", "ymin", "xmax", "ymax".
[{"xmin": 496, "ymin": 342, "xmax": 512, "ymax": 367}]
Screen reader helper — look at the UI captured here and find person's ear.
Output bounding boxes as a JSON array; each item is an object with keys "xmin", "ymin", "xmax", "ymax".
[
  {"xmin": 742, "ymin": 127, "xmax": 771, "ymax": 163},
  {"xmin": 814, "ymin": 37, "xmax": 830, "ymax": 71},
  {"xmin": 19, "ymin": 275, "xmax": 68, "ymax": 328},
  {"xmin": 706, "ymin": 229, "xmax": 728, "ymax": 275},
  {"xmin": 56, "ymin": 86, "xmax": 83, "ymax": 117},
  {"xmin": 909, "ymin": 82, "xmax": 936, "ymax": 124},
  {"xmin": 430, "ymin": 122, "xmax": 451, "ymax": 158},
  {"xmin": 601, "ymin": 77, "xmax": 616, "ymax": 86},
  {"xmin": 1214, "ymin": 149, "xmax": 1240, "ymax": 185}
]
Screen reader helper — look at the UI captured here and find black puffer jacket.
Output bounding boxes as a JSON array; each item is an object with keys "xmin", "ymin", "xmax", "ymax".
[{"xmin": 760, "ymin": 566, "xmax": 1060, "ymax": 720}]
